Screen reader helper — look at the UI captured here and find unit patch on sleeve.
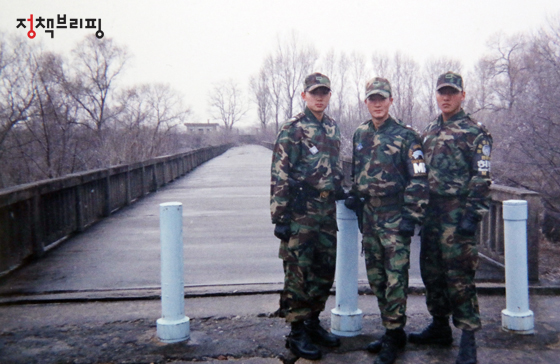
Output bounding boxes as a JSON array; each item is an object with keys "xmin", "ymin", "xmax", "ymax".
[{"xmin": 409, "ymin": 143, "xmax": 427, "ymax": 176}]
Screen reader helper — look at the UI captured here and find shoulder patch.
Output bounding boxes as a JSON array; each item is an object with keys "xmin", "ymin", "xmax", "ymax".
[
  {"xmin": 403, "ymin": 124, "xmax": 418, "ymax": 133},
  {"xmin": 477, "ymin": 121, "xmax": 491, "ymax": 136},
  {"xmin": 465, "ymin": 114, "xmax": 491, "ymax": 136},
  {"xmin": 396, "ymin": 122, "xmax": 421, "ymax": 138},
  {"xmin": 287, "ymin": 112, "xmax": 305, "ymax": 125}
]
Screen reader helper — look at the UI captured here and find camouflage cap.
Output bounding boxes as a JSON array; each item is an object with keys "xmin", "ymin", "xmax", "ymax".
[
  {"xmin": 304, "ymin": 72, "xmax": 331, "ymax": 92},
  {"xmin": 365, "ymin": 77, "xmax": 392, "ymax": 99},
  {"xmin": 436, "ymin": 71, "xmax": 463, "ymax": 92}
]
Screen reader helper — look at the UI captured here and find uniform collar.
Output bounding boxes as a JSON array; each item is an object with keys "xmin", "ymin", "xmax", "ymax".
[
  {"xmin": 369, "ymin": 115, "xmax": 396, "ymax": 132},
  {"xmin": 438, "ymin": 109, "xmax": 467, "ymax": 125},
  {"xmin": 304, "ymin": 107, "xmax": 330, "ymax": 125}
]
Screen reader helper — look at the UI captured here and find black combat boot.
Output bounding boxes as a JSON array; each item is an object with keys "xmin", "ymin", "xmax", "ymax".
[
  {"xmin": 374, "ymin": 328, "xmax": 406, "ymax": 364},
  {"xmin": 367, "ymin": 327, "xmax": 407, "ymax": 353},
  {"xmin": 286, "ymin": 321, "xmax": 322, "ymax": 360},
  {"xmin": 304, "ymin": 313, "xmax": 341, "ymax": 347},
  {"xmin": 456, "ymin": 330, "xmax": 477, "ymax": 364},
  {"xmin": 408, "ymin": 316, "xmax": 453, "ymax": 345}
]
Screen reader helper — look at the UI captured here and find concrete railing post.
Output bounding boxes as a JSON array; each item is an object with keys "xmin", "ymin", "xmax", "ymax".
[
  {"xmin": 157, "ymin": 202, "xmax": 190, "ymax": 343},
  {"xmin": 501, "ymin": 200, "xmax": 534, "ymax": 334},
  {"xmin": 331, "ymin": 200, "xmax": 363, "ymax": 337}
]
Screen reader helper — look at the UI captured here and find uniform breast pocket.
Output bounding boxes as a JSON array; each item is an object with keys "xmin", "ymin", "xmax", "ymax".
[{"xmin": 433, "ymin": 141, "xmax": 468, "ymax": 175}]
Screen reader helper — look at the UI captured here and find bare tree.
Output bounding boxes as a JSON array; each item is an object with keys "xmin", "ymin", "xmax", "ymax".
[
  {"xmin": 318, "ymin": 49, "xmax": 350, "ymax": 123},
  {"xmin": 146, "ymin": 84, "xmax": 191, "ymax": 157},
  {"xmin": 0, "ymin": 34, "xmax": 38, "ymax": 186},
  {"xmin": 25, "ymin": 51, "xmax": 85, "ymax": 180},
  {"xmin": 348, "ymin": 51, "xmax": 369, "ymax": 123},
  {"xmin": 115, "ymin": 83, "xmax": 191, "ymax": 163},
  {"xmin": 249, "ymin": 68, "xmax": 271, "ymax": 132},
  {"xmin": 0, "ymin": 34, "xmax": 36, "ymax": 157},
  {"xmin": 507, "ymin": 18, "xmax": 560, "ymax": 210},
  {"xmin": 465, "ymin": 58, "xmax": 492, "ymax": 117},
  {"xmin": 0, "ymin": 32, "xmax": 200, "ymax": 188},
  {"xmin": 67, "ymin": 35, "xmax": 129, "ymax": 133},
  {"xmin": 208, "ymin": 79, "xmax": 248, "ymax": 131},
  {"xmin": 112, "ymin": 85, "xmax": 152, "ymax": 162},
  {"xmin": 391, "ymin": 52, "xmax": 420, "ymax": 127},
  {"xmin": 264, "ymin": 54, "xmax": 284, "ymax": 133},
  {"xmin": 274, "ymin": 31, "xmax": 318, "ymax": 119},
  {"xmin": 484, "ymin": 32, "xmax": 528, "ymax": 112},
  {"xmin": 62, "ymin": 35, "xmax": 130, "ymax": 168}
]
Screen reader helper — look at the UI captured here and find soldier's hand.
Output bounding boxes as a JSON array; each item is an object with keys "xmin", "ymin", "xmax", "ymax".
[
  {"xmin": 274, "ymin": 223, "xmax": 291, "ymax": 241},
  {"xmin": 457, "ymin": 213, "xmax": 479, "ymax": 236},
  {"xmin": 398, "ymin": 218, "xmax": 416, "ymax": 237},
  {"xmin": 344, "ymin": 195, "xmax": 360, "ymax": 210}
]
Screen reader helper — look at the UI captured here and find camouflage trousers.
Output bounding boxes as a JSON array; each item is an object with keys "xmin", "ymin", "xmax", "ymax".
[
  {"xmin": 420, "ymin": 195, "xmax": 481, "ymax": 331},
  {"xmin": 362, "ymin": 202, "xmax": 410, "ymax": 330},
  {"xmin": 278, "ymin": 199, "xmax": 337, "ymax": 323}
]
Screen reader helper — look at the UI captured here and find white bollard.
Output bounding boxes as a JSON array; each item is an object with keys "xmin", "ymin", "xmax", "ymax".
[
  {"xmin": 157, "ymin": 202, "xmax": 190, "ymax": 343},
  {"xmin": 331, "ymin": 200, "xmax": 363, "ymax": 337},
  {"xmin": 501, "ymin": 200, "xmax": 534, "ymax": 334}
]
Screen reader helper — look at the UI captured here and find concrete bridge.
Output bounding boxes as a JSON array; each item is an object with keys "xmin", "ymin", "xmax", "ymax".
[
  {"xmin": 1, "ymin": 144, "xmax": 557, "ymax": 364},
  {"xmin": 0, "ymin": 144, "xmax": 504, "ymax": 300}
]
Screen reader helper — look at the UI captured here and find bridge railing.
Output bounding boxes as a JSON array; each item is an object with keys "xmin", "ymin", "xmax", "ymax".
[
  {"xmin": 0, "ymin": 144, "xmax": 232, "ymax": 277},
  {"xmin": 478, "ymin": 185, "xmax": 541, "ymax": 281},
  {"xmin": 263, "ymin": 142, "xmax": 541, "ymax": 281}
]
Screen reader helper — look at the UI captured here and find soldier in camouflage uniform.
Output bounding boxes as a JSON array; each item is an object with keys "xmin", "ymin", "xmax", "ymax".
[
  {"xmin": 270, "ymin": 72, "xmax": 344, "ymax": 360},
  {"xmin": 345, "ymin": 77, "xmax": 429, "ymax": 364},
  {"xmin": 409, "ymin": 72, "xmax": 492, "ymax": 364}
]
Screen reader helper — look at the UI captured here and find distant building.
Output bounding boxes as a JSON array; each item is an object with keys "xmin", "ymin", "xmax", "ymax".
[{"xmin": 185, "ymin": 122, "xmax": 220, "ymax": 134}]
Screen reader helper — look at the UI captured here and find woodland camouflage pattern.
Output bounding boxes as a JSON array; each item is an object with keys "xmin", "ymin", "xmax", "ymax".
[
  {"xmin": 303, "ymin": 72, "xmax": 331, "ymax": 92},
  {"xmin": 436, "ymin": 71, "xmax": 464, "ymax": 92},
  {"xmin": 270, "ymin": 107, "xmax": 342, "ymax": 322},
  {"xmin": 350, "ymin": 116, "xmax": 429, "ymax": 330},
  {"xmin": 278, "ymin": 200, "xmax": 337, "ymax": 322},
  {"xmin": 350, "ymin": 117, "xmax": 429, "ymax": 224},
  {"xmin": 422, "ymin": 109, "xmax": 492, "ymax": 220},
  {"xmin": 420, "ymin": 109, "xmax": 493, "ymax": 331},
  {"xmin": 270, "ymin": 108, "xmax": 343, "ymax": 224},
  {"xmin": 365, "ymin": 77, "xmax": 392, "ymax": 99}
]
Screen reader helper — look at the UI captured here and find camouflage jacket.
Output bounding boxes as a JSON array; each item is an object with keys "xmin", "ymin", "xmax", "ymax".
[
  {"xmin": 422, "ymin": 109, "xmax": 493, "ymax": 219},
  {"xmin": 270, "ymin": 108, "xmax": 343, "ymax": 224},
  {"xmin": 350, "ymin": 116, "xmax": 429, "ymax": 224}
]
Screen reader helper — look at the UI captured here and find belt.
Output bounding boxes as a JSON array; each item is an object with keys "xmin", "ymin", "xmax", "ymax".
[
  {"xmin": 429, "ymin": 193, "xmax": 465, "ymax": 201},
  {"xmin": 367, "ymin": 193, "xmax": 403, "ymax": 207}
]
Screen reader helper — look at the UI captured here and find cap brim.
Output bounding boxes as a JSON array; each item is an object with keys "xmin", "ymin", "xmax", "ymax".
[
  {"xmin": 365, "ymin": 90, "xmax": 390, "ymax": 100},
  {"xmin": 436, "ymin": 83, "xmax": 462, "ymax": 92},
  {"xmin": 306, "ymin": 84, "xmax": 331, "ymax": 92}
]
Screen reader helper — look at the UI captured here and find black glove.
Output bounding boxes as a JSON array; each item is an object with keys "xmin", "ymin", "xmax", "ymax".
[
  {"xmin": 274, "ymin": 223, "xmax": 291, "ymax": 241},
  {"xmin": 344, "ymin": 194, "xmax": 360, "ymax": 211},
  {"xmin": 398, "ymin": 218, "xmax": 416, "ymax": 237},
  {"xmin": 456, "ymin": 213, "xmax": 479, "ymax": 236}
]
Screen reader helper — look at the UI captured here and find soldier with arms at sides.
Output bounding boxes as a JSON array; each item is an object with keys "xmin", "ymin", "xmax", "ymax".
[
  {"xmin": 409, "ymin": 72, "xmax": 493, "ymax": 364},
  {"xmin": 346, "ymin": 77, "xmax": 429, "ymax": 364},
  {"xmin": 270, "ymin": 72, "xmax": 344, "ymax": 360}
]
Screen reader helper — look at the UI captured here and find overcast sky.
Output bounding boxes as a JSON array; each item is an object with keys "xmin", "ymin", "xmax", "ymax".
[{"xmin": 1, "ymin": 0, "xmax": 560, "ymax": 129}]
